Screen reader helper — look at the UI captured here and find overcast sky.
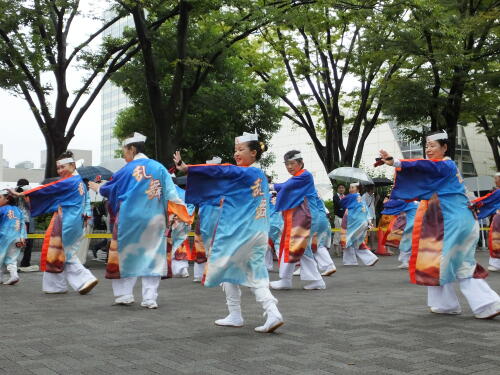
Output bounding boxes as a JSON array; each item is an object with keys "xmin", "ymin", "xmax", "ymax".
[
  {"xmin": 0, "ymin": 91, "xmax": 101, "ymax": 168},
  {"xmin": 0, "ymin": 1, "xmax": 106, "ymax": 168}
]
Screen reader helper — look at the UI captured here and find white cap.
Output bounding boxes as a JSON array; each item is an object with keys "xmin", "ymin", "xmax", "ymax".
[
  {"xmin": 350, "ymin": 182, "xmax": 360, "ymax": 188},
  {"xmin": 0, "ymin": 189, "xmax": 9, "ymax": 195},
  {"xmin": 426, "ymin": 131, "xmax": 448, "ymax": 142},
  {"xmin": 206, "ymin": 156, "xmax": 222, "ymax": 164},
  {"xmin": 235, "ymin": 131, "xmax": 258, "ymax": 144},
  {"xmin": 123, "ymin": 132, "xmax": 147, "ymax": 146},
  {"xmin": 495, "ymin": 172, "xmax": 500, "ymax": 177},
  {"xmin": 56, "ymin": 158, "xmax": 75, "ymax": 166}
]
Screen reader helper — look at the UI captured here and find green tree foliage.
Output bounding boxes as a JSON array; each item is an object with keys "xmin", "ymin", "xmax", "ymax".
[
  {"xmin": 382, "ymin": 0, "xmax": 500, "ymax": 161},
  {"xmin": 111, "ymin": 7, "xmax": 285, "ymax": 166},
  {"xmin": 246, "ymin": 0, "xmax": 409, "ymax": 176},
  {"xmin": 460, "ymin": 65, "xmax": 500, "ymax": 170},
  {"xmin": 113, "ymin": 0, "xmax": 312, "ymax": 168},
  {"xmin": 0, "ymin": 1, "xmax": 151, "ymax": 176}
]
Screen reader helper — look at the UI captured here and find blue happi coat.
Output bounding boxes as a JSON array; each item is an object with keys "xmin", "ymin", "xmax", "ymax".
[
  {"xmin": 99, "ymin": 156, "xmax": 191, "ymax": 278},
  {"xmin": 0, "ymin": 205, "xmax": 26, "ymax": 266},
  {"xmin": 186, "ymin": 164, "xmax": 270, "ymax": 288},
  {"xmin": 274, "ymin": 169, "xmax": 321, "ymax": 262},
  {"xmin": 380, "ymin": 199, "xmax": 408, "ymax": 216},
  {"xmin": 199, "ymin": 199, "xmax": 222, "ymax": 249},
  {"xmin": 391, "ymin": 158, "xmax": 483, "ymax": 286},
  {"xmin": 315, "ymin": 198, "xmax": 332, "ymax": 250},
  {"xmin": 26, "ymin": 174, "xmax": 87, "ymax": 270},
  {"xmin": 268, "ymin": 194, "xmax": 283, "ymax": 252},
  {"xmin": 399, "ymin": 201, "xmax": 419, "ymax": 254},
  {"xmin": 473, "ymin": 189, "xmax": 500, "ymax": 220},
  {"xmin": 380, "ymin": 199, "xmax": 418, "ymax": 253},
  {"xmin": 340, "ymin": 193, "xmax": 370, "ymax": 249}
]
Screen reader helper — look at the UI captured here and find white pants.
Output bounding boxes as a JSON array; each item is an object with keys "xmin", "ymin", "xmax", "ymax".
[
  {"xmin": 343, "ymin": 247, "xmax": 378, "ymax": 266},
  {"xmin": 1, "ymin": 242, "xmax": 21, "ymax": 266},
  {"xmin": 171, "ymin": 259, "xmax": 188, "ymax": 276},
  {"xmin": 222, "ymin": 282, "xmax": 277, "ymax": 313},
  {"xmin": 314, "ymin": 246, "xmax": 335, "ymax": 272},
  {"xmin": 42, "ymin": 263, "xmax": 96, "ymax": 292},
  {"xmin": 279, "ymin": 252, "xmax": 322, "ymax": 281},
  {"xmin": 427, "ymin": 278, "xmax": 500, "ymax": 314},
  {"xmin": 112, "ymin": 276, "xmax": 161, "ymax": 303},
  {"xmin": 398, "ymin": 250, "xmax": 411, "ymax": 265},
  {"xmin": 489, "ymin": 257, "xmax": 500, "ymax": 269},
  {"xmin": 193, "ymin": 262, "xmax": 205, "ymax": 279},
  {"xmin": 265, "ymin": 249, "xmax": 274, "ymax": 271}
]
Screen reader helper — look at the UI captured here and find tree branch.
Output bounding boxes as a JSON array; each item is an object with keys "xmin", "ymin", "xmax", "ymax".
[
  {"xmin": 66, "ymin": 13, "xmax": 125, "ymax": 66},
  {"xmin": 66, "ymin": 44, "xmax": 142, "ymax": 139}
]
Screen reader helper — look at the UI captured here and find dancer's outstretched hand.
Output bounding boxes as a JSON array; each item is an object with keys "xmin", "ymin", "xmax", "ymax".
[
  {"xmin": 88, "ymin": 181, "xmax": 100, "ymax": 192},
  {"xmin": 378, "ymin": 149, "xmax": 394, "ymax": 166},
  {"xmin": 8, "ymin": 189, "xmax": 23, "ymax": 197},
  {"xmin": 173, "ymin": 151, "xmax": 188, "ymax": 173}
]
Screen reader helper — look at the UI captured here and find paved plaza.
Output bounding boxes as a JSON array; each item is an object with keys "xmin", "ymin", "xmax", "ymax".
[{"xmin": 1, "ymin": 251, "xmax": 499, "ymax": 375}]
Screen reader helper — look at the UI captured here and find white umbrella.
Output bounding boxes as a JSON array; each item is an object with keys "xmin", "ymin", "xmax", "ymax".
[{"xmin": 328, "ymin": 167, "xmax": 374, "ymax": 184}]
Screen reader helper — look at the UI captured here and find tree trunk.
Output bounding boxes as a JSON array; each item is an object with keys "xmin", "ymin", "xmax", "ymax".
[
  {"xmin": 162, "ymin": 0, "xmax": 191, "ymax": 168},
  {"xmin": 486, "ymin": 135, "xmax": 500, "ymax": 171},
  {"xmin": 442, "ymin": 67, "xmax": 468, "ymax": 159},
  {"xmin": 43, "ymin": 130, "xmax": 70, "ymax": 178},
  {"xmin": 132, "ymin": 6, "xmax": 169, "ymax": 164},
  {"xmin": 478, "ymin": 117, "xmax": 500, "ymax": 171}
]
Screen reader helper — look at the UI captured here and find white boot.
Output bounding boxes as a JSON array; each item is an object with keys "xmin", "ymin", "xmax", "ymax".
[
  {"xmin": 474, "ymin": 301, "xmax": 500, "ymax": 320},
  {"xmin": 5, "ymin": 264, "xmax": 19, "ymax": 285},
  {"xmin": 78, "ymin": 277, "xmax": 99, "ymax": 295},
  {"xmin": 215, "ymin": 283, "xmax": 244, "ymax": 327},
  {"xmin": 214, "ymin": 311, "xmax": 244, "ymax": 327},
  {"xmin": 140, "ymin": 300, "xmax": 159, "ymax": 309},
  {"xmin": 177, "ymin": 267, "xmax": 189, "ymax": 278},
  {"xmin": 321, "ymin": 264, "xmax": 337, "ymax": 276},
  {"xmin": 270, "ymin": 278, "xmax": 292, "ymax": 290},
  {"xmin": 303, "ymin": 279, "xmax": 326, "ymax": 290},
  {"xmin": 255, "ymin": 302, "xmax": 284, "ymax": 333},
  {"xmin": 193, "ymin": 262, "xmax": 204, "ymax": 283},
  {"xmin": 113, "ymin": 295, "xmax": 135, "ymax": 305}
]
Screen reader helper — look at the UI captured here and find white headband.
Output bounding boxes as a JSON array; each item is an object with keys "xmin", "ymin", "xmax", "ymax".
[
  {"xmin": 0, "ymin": 189, "xmax": 9, "ymax": 195},
  {"xmin": 235, "ymin": 131, "xmax": 258, "ymax": 144},
  {"xmin": 56, "ymin": 158, "xmax": 75, "ymax": 166},
  {"xmin": 495, "ymin": 172, "xmax": 500, "ymax": 177},
  {"xmin": 426, "ymin": 131, "xmax": 448, "ymax": 142},
  {"xmin": 288, "ymin": 152, "xmax": 303, "ymax": 160},
  {"xmin": 206, "ymin": 156, "xmax": 222, "ymax": 164},
  {"xmin": 123, "ymin": 132, "xmax": 147, "ymax": 146},
  {"xmin": 350, "ymin": 182, "xmax": 359, "ymax": 187}
]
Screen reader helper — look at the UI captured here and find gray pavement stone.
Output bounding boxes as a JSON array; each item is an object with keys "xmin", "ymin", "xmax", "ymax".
[{"xmin": 1, "ymin": 251, "xmax": 499, "ymax": 374}]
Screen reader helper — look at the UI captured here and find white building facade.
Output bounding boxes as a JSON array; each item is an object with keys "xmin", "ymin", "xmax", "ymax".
[{"xmin": 100, "ymin": 13, "xmax": 133, "ymax": 162}]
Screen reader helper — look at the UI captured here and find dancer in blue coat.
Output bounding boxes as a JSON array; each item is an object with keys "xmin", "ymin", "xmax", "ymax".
[{"xmin": 379, "ymin": 130, "xmax": 500, "ymax": 319}]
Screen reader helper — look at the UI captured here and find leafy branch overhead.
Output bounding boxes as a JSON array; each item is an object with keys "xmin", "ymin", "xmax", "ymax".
[
  {"xmin": 0, "ymin": 0, "xmax": 178, "ymax": 177},
  {"xmin": 246, "ymin": 0, "xmax": 408, "ymax": 174}
]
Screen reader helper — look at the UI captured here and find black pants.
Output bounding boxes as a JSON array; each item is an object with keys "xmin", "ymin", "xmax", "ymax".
[{"xmin": 20, "ymin": 223, "xmax": 33, "ymax": 267}]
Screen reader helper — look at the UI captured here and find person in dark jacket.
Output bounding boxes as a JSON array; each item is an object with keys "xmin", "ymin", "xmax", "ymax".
[{"xmin": 332, "ymin": 183, "xmax": 346, "ymax": 255}]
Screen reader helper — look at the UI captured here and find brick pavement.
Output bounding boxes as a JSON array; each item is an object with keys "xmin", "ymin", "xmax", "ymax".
[{"xmin": 1, "ymin": 251, "xmax": 499, "ymax": 375}]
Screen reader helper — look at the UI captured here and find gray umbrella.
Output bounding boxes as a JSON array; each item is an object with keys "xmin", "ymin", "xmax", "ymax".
[{"xmin": 328, "ymin": 167, "xmax": 374, "ymax": 184}]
